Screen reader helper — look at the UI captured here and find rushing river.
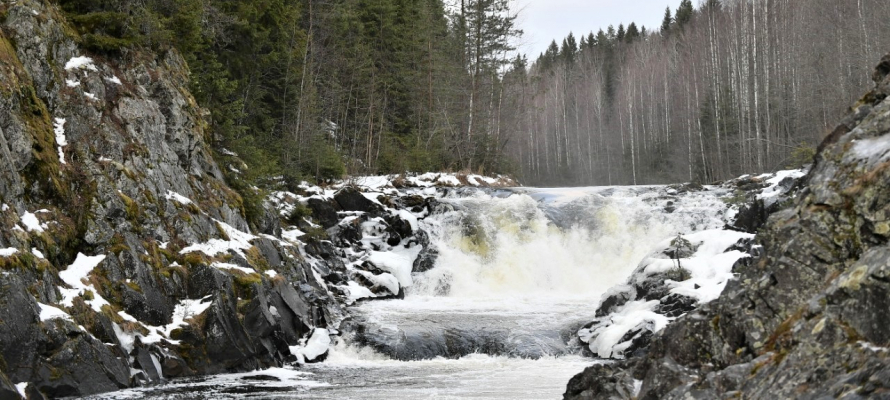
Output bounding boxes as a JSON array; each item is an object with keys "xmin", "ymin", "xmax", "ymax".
[{"xmin": 86, "ymin": 185, "xmax": 733, "ymax": 399}]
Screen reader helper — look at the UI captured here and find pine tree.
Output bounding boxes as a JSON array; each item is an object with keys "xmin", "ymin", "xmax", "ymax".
[{"xmin": 616, "ymin": 24, "xmax": 626, "ymax": 42}]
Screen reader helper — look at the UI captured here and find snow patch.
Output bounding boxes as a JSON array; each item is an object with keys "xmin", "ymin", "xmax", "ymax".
[
  {"xmin": 38, "ymin": 303, "xmax": 73, "ymax": 322},
  {"xmin": 212, "ymin": 262, "xmax": 255, "ymax": 275},
  {"xmin": 20, "ymin": 211, "xmax": 46, "ymax": 232},
  {"xmin": 0, "ymin": 248, "xmax": 17, "ymax": 257},
  {"xmin": 345, "ymin": 281, "xmax": 375, "ymax": 302},
  {"xmin": 639, "ymin": 229, "xmax": 754, "ymax": 304},
  {"xmin": 367, "ymin": 244, "xmax": 422, "ymax": 288},
  {"xmin": 180, "ymin": 220, "xmax": 257, "ymax": 257},
  {"xmin": 849, "ymin": 135, "xmax": 890, "ymax": 165},
  {"xmin": 355, "ymin": 270, "xmax": 400, "ymax": 295},
  {"xmin": 282, "ymin": 227, "xmax": 305, "ymax": 243},
  {"xmin": 165, "ymin": 190, "xmax": 193, "ymax": 205},
  {"xmin": 64, "ymin": 56, "xmax": 97, "ymax": 71},
  {"xmin": 84, "ymin": 92, "xmax": 98, "ymax": 100},
  {"xmin": 757, "ymin": 169, "xmax": 806, "ymax": 204},
  {"xmin": 106, "ymin": 75, "xmax": 122, "ymax": 85},
  {"xmin": 65, "ymin": 79, "xmax": 81, "ymax": 87},
  {"xmin": 15, "ymin": 382, "xmax": 27, "ymax": 398},
  {"xmin": 58, "ymin": 253, "xmax": 109, "ymax": 313},
  {"xmin": 54, "ymin": 118, "xmax": 67, "ymax": 164},
  {"xmin": 581, "ymin": 300, "xmax": 670, "ymax": 358},
  {"xmin": 291, "ymin": 328, "xmax": 331, "ymax": 363},
  {"xmin": 31, "ymin": 248, "xmax": 45, "ymax": 258}
]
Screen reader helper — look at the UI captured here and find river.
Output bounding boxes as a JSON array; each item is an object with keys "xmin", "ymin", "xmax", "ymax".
[{"xmin": 86, "ymin": 184, "xmax": 732, "ymax": 399}]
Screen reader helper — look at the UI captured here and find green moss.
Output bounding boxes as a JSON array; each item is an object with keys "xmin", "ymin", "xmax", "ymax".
[
  {"xmin": 82, "ymin": 289, "xmax": 95, "ymax": 301},
  {"xmin": 182, "ymin": 252, "xmax": 206, "ymax": 267},
  {"xmin": 125, "ymin": 280, "xmax": 142, "ymax": 293},
  {"xmin": 118, "ymin": 192, "xmax": 141, "ymax": 222},
  {"xmin": 233, "ymin": 272, "xmax": 263, "ymax": 297},
  {"xmin": 244, "ymin": 246, "xmax": 269, "ymax": 273}
]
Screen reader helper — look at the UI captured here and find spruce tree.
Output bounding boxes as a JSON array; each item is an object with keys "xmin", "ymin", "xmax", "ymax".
[{"xmin": 661, "ymin": 7, "xmax": 673, "ymax": 33}]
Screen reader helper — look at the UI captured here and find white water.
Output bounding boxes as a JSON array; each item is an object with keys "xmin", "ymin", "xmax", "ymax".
[{"xmin": 91, "ymin": 184, "xmax": 734, "ymax": 399}]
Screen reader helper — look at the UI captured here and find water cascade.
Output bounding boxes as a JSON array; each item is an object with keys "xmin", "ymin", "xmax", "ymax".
[{"xmin": 346, "ymin": 185, "xmax": 733, "ymax": 361}]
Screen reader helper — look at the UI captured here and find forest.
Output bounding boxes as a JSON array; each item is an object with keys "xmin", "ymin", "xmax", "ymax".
[
  {"xmin": 56, "ymin": 0, "xmax": 890, "ymax": 187},
  {"xmin": 504, "ymin": 0, "xmax": 890, "ymax": 185}
]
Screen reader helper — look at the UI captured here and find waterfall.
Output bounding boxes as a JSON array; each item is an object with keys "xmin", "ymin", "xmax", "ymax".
[{"xmin": 349, "ymin": 185, "xmax": 733, "ymax": 360}]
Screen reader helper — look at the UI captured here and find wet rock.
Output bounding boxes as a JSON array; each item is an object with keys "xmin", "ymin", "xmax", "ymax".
[
  {"xmin": 334, "ymin": 187, "xmax": 382, "ymax": 214},
  {"xmin": 564, "ymin": 362, "xmax": 635, "ymax": 400},
  {"xmin": 307, "ymin": 198, "xmax": 340, "ymax": 229}
]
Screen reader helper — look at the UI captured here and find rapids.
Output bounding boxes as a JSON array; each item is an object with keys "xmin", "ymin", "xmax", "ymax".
[{"xmin": 88, "ymin": 184, "xmax": 735, "ymax": 399}]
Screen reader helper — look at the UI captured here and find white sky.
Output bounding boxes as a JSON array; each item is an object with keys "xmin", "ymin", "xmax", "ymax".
[{"xmin": 514, "ymin": 0, "xmax": 685, "ymax": 58}]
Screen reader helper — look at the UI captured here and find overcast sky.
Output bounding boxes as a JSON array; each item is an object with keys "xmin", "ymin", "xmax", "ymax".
[{"xmin": 514, "ymin": 0, "xmax": 684, "ymax": 58}]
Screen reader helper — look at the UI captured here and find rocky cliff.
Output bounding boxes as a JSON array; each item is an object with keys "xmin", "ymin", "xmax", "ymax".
[
  {"xmin": 565, "ymin": 54, "xmax": 890, "ymax": 399},
  {"xmin": 0, "ymin": 1, "xmax": 351, "ymax": 397}
]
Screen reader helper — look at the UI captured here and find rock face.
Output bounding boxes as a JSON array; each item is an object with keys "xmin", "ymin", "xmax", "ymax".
[
  {"xmin": 565, "ymin": 54, "xmax": 890, "ymax": 399},
  {"xmin": 0, "ymin": 1, "xmax": 350, "ymax": 397}
]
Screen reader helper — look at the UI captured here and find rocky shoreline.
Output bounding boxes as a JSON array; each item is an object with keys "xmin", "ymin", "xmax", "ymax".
[{"xmin": 564, "ymin": 54, "xmax": 890, "ymax": 399}]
